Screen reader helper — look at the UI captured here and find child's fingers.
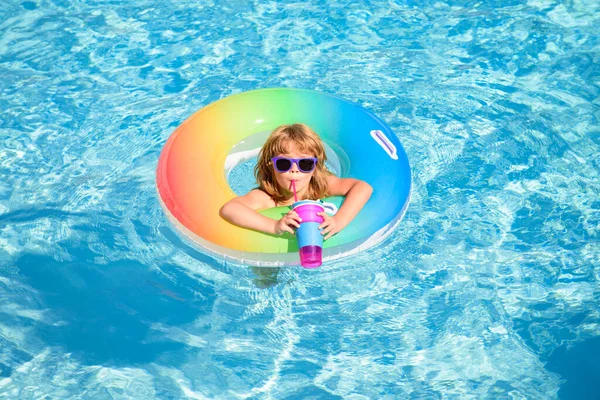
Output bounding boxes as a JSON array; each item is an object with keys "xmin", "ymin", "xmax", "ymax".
[
  {"xmin": 318, "ymin": 214, "xmax": 331, "ymax": 230},
  {"xmin": 324, "ymin": 228, "xmax": 337, "ymax": 240},
  {"xmin": 281, "ymin": 214, "xmax": 299, "ymax": 228},
  {"xmin": 288, "ymin": 211, "xmax": 302, "ymax": 222},
  {"xmin": 321, "ymin": 225, "xmax": 333, "ymax": 236}
]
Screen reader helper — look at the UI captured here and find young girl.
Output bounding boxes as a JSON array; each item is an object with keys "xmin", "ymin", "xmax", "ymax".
[{"xmin": 219, "ymin": 123, "xmax": 373, "ymax": 240}]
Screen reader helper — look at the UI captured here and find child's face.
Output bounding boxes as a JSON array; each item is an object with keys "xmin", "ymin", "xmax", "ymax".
[{"xmin": 272, "ymin": 142, "xmax": 316, "ymax": 196}]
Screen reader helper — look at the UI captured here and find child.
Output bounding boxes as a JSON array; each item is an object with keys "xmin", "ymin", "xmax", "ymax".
[{"xmin": 219, "ymin": 123, "xmax": 372, "ymax": 240}]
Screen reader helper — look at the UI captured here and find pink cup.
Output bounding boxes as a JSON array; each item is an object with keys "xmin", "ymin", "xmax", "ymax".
[{"xmin": 292, "ymin": 200, "xmax": 338, "ymax": 269}]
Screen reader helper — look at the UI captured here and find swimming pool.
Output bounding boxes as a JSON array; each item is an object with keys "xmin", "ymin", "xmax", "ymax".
[{"xmin": 1, "ymin": 0, "xmax": 599, "ymax": 398}]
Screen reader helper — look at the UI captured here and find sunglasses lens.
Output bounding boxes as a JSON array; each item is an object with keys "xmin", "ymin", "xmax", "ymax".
[
  {"xmin": 275, "ymin": 158, "xmax": 292, "ymax": 172},
  {"xmin": 298, "ymin": 158, "xmax": 316, "ymax": 172}
]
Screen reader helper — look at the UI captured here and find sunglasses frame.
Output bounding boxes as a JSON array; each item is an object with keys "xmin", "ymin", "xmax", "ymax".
[{"xmin": 271, "ymin": 156, "xmax": 318, "ymax": 173}]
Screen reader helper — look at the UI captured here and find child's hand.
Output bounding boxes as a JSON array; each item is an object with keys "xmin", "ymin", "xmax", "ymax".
[
  {"xmin": 318, "ymin": 212, "xmax": 344, "ymax": 240},
  {"xmin": 274, "ymin": 210, "xmax": 302, "ymax": 236}
]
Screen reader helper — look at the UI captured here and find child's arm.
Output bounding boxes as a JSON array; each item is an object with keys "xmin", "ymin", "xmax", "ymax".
[
  {"xmin": 318, "ymin": 176, "xmax": 373, "ymax": 239},
  {"xmin": 219, "ymin": 190, "xmax": 301, "ymax": 236}
]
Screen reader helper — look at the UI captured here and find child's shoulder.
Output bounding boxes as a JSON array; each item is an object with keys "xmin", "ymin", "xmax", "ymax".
[{"xmin": 241, "ymin": 188, "xmax": 276, "ymax": 210}]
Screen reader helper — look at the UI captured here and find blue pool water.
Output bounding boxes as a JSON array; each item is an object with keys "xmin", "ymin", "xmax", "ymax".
[{"xmin": 1, "ymin": 0, "xmax": 599, "ymax": 398}]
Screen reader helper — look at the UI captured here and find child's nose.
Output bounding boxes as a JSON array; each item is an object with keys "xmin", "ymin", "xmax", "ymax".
[{"xmin": 289, "ymin": 162, "xmax": 300, "ymax": 172}]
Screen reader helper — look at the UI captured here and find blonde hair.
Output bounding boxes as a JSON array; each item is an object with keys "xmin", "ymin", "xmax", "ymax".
[{"xmin": 255, "ymin": 124, "xmax": 331, "ymax": 204}]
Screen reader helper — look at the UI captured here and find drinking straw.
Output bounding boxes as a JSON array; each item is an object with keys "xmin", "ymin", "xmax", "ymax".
[{"xmin": 291, "ymin": 179, "xmax": 298, "ymax": 202}]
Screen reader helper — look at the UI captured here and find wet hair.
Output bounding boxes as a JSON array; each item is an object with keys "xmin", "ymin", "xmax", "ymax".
[{"xmin": 254, "ymin": 123, "xmax": 331, "ymax": 204}]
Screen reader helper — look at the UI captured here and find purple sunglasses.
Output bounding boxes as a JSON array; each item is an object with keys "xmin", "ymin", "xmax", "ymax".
[{"xmin": 271, "ymin": 157, "xmax": 318, "ymax": 173}]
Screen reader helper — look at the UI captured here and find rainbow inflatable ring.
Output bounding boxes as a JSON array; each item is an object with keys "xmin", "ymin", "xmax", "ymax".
[{"xmin": 156, "ymin": 88, "xmax": 411, "ymax": 267}]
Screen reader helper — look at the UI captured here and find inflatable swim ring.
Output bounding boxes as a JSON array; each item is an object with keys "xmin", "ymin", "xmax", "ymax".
[{"xmin": 156, "ymin": 88, "xmax": 411, "ymax": 266}]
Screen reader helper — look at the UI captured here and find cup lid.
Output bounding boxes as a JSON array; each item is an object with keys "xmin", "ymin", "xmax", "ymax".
[{"xmin": 291, "ymin": 200, "xmax": 324, "ymax": 209}]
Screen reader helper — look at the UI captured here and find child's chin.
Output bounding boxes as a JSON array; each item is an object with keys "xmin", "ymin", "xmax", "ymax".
[{"xmin": 277, "ymin": 184, "xmax": 293, "ymax": 193}]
